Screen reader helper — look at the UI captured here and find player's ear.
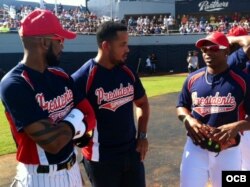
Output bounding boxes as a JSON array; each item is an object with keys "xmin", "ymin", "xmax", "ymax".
[
  {"xmin": 40, "ymin": 38, "xmax": 50, "ymax": 50},
  {"xmin": 102, "ymin": 41, "xmax": 110, "ymax": 51}
]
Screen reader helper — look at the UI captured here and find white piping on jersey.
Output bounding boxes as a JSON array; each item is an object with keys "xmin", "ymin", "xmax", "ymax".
[
  {"xmin": 91, "ymin": 127, "xmax": 100, "ymax": 161},
  {"xmin": 205, "ymin": 69, "xmax": 212, "ymax": 85},
  {"xmin": 36, "ymin": 144, "xmax": 49, "ymax": 165}
]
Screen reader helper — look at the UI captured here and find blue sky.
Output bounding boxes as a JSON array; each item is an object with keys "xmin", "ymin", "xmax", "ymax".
[{"xmin": 16, "ymin": 0, "xmax": 86, "ymax": 6}]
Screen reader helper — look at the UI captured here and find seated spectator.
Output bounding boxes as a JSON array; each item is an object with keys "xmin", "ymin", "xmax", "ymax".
[
  {"xmin": 179, "ymin": 24, "xmax": 187, "ymax": 34},
  {"xmin": 200, "ymin": 16, "xmax": 206, "ymax": 24}
]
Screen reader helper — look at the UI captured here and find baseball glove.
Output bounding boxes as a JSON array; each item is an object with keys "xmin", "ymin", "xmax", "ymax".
[
  {"xmin": 198, "ymin": 125, "xmax": 241, "ymax": 154},
  {"xmin": 73, "ymin": 130, "xmax": 93, "ymax": 148}
]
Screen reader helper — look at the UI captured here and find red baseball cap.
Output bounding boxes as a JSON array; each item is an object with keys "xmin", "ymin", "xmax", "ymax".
[
  {"xmin": 227, "ymin": 26, "xmax": 248, "ymax": 36},
  {"xmin": 196, "ymin": 31, "xmax": 229, "ymax": 49},
  {"xmin": 19, "ymin": 9, "xmax": 76, "ymax": 39}
]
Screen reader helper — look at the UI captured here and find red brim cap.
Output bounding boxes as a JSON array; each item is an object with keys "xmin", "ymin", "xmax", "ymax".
[
  {"xmin": 19, "ymin": 9, "xmax": 76, "ymax": 40},
  {"xmin": 196, "ymin": 31, "xmax": 229, "ymax": 49},
  {"xmin": 54, "ymin": 29, "xmax": 76, "ymax": 39},
  {"xmin": 227, "ymin": 26, "xmax": 248, "ymax": 36}
]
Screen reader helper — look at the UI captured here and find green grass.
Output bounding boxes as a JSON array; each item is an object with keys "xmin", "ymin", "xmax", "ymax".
[
  {"xmin": 0, "ymin": 103, "xmax": 16, "ymax": 155},
  {"xmin": 141, "ymin": 74, "xmax": 186, "ymax": 97},
  {"xmin": 0, "ymin": 74, "xmax": 186, "ymax": 156}
]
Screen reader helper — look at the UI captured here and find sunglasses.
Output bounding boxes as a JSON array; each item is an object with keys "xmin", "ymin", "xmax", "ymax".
[
  {"xmin": 50, "ymin": 35, "xmax": 65, "ymax": 44},
  {"xmin": 200, "ymin": 45, "xmax": 224, "ymax": 53}
]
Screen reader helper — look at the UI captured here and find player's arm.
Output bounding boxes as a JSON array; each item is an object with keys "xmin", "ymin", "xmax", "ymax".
[
  {"xmin": 227, "ymin": 35, "xmax": 250, "ymax": 59},
  {"xmin": 177, "ymin": 107, "xmax": 205, "ymax": 144},
  {"xmin": 23, "ymin": 119, "xmax": 77, "ymax": 154},
  {"xmin": 210, "ymin": 119, "xmax": 250, "ymax": 145},
  {"xmin": 134, "ymin": 94, "xmax": 149, "ymax": 161},
  {"xmin": 24, "ymin": 99, "xmax": 94, "ymax": 154},
  {"xmin": 212, "ymin": 78, "xmax": 250, "ymax": 144},
  {"xmin": 176, "ymin": 77, "xmax": 205, "ymax": 144}
]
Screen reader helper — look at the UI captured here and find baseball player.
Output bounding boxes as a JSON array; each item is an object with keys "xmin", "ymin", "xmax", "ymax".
[
  {"xmin": 0, "ymin": 9, "xmax": 96, "ymax": 187},
  {"xmin": 227, "ymin": 26, "xmax": 250, "ymax": 170},
  {"xmin": 177, "ymin": 31, "xmax": 250, "ymax": 187},
  {"xmin": 72, "ymin": 21, "xmax": 150, "ymax": 187}
]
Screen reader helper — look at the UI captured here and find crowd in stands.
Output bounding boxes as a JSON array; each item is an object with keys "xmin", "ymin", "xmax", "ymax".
[
  {"xmin": 0, "ymin": 4, "xmax": 249, "ymax": 35},
  {"xmin": 177, "ymin": 13, "xmax": 250, "ymax": 34}
]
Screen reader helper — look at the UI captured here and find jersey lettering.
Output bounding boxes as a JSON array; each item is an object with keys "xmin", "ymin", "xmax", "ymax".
[
  {"xmin": 192, "ymin": 91, "xmax": 236, "ymax": 117},
  {"xmin": 95, "ymin": 83, "xmax": 134, "ymax": 111},
  {"xmin": 35, "ymin": 87, "xmax": 74, "ymax": 121}
]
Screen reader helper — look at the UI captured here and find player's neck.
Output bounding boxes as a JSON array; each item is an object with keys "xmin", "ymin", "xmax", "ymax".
[
  {"xmin": 21, "ymin": 53, "xmax": 47, "ymax": 73},
  {"xmin": 207, "ymin": 64, "xmax": 228, "ymax": 75},
  {"xmin": 95, "ymin": 51, "xmax": 115, "ymax": 70}
]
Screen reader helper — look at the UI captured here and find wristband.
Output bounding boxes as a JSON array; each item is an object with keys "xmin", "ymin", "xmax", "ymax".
[{"xmin": 63, "ymin": 109, "xmax": 86, "ymax": 139}]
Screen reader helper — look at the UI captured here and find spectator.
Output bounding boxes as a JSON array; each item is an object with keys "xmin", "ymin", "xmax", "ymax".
[
  {"xmin": 209, "ymin": 14, "xmax": 216, "ymax": 24},
  {"xmin": 150, "ymin": 53, "xmax": 158, "ymax": 73},
  {"xmin": 186, "ymin": 50, "xmax": 199, "ymax": 73},
  {"xmin": 181, "ymin": 14, "xmax": 188, "ymax": 25},
  {"xmin": 145, "ymin": 54, "xmax": 152, "ymax": 74},
  {"xmin": 167, "ymin": 15, "xmax": 174, "ymax": 31}
]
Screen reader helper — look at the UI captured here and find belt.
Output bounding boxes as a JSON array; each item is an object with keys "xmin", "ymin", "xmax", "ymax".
[{"xmin": 37, "ymin": 154, "xmax": 76, "ymax": 173}]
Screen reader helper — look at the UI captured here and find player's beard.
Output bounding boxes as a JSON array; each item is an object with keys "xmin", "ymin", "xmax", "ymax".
[
  {"xmin": 46, "ymin": 44, "xmax": 61, "ymax": 67},
  {"xmin": 109, "ymin": 50, "xmax": 127, "ymax": 66}
]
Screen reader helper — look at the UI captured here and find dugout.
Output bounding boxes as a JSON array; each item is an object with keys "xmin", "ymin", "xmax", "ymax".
[
  {"xmin": 0, "ymin": 33, "xmax": 203, "ymax": 75},
  {"xmin": 0, "ymin": 44, "xmax": 200, "ymax": 75}
]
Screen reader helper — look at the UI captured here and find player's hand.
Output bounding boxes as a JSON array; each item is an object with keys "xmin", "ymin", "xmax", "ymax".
[
  {"xmin": 73, "ymin": 130, "xmax": 93, "ymax": 148},
  {"xmin": 136, "ymin": 138, "xmax": 148, "ymax": 161},
  {"xmin": 184, "ymin": 115, "xmax": 205, "ymax": 144},
  {"xmin": 210, "ymin": 123, "xmax": 239, "ymax": 145}
]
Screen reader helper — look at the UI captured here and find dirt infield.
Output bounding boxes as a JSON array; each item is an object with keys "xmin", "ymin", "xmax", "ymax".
[{"xmin": 0, "ymin": 93, "xmax": 186, "ymax": 187}]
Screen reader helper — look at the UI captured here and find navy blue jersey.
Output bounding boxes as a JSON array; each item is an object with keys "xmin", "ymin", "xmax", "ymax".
[
  {"xmin": 177, "ymin": 67, "xmax": 250, "ymax": 127},
  {"xmin": 244, "ymin": 62, "xmax": 250, "ymax": 74},
  {"xmin": 0, "ymin": 63, "xmax": 77, "ymax": 164},
  {"xmin": 228, "ymin": 47, "xmax": 249, "ymax": 70},
  {"xmin": 72, "ymin": 59, "xmax": 146, "ymax": 161}
]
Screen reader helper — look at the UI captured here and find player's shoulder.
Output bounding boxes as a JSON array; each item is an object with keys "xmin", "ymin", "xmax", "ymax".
[
  {"xmin": 228, "ymin": 67, "xmax": 250, "ymax": 92},
  {"xmin": 187, "ymin": 67, "xmax": 206, "ymax": 80},
  {"xmin": 228, "ymin": 47, "xmax": 247, "ymax": 69},
  {"xmin": 72, "ymin": 59, "xmax": 96, "ymax": 78},
  {"xmin": 183, "ymin": 68, "xmax": 206, "ymax": 89},
  {"xmin": 47, "ymin": 66, "xmax": 70, "ymax": 80},
  {"xmin": 119, "ymin": 64, "xmax": 138, "ymax": 83},
  {"xmin": 1, "ymin": 63, "xmax": 25, "ymax": 84},
  {"xmin": 229, "ymin": 66, "xmax": 250, "ymax": 81},
  {"xmin": 0, "ymin": 64, "xmax": 29, "ymax": 97},
  {"xmin": 81, "ymin": 59, "xmax": 97, "ymax": 71}
]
